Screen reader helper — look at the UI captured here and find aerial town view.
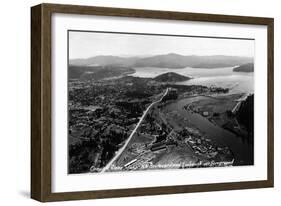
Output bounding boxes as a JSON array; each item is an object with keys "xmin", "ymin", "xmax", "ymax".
[{"xmin": 68, "ymin": 31, "xmax": 254, "ymax": 174}]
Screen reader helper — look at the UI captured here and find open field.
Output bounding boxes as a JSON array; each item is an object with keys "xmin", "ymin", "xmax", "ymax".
[
  {"xmin": 185, "ymin": 93, "xmax": 252, "ymax": 141},
  {"xmin": 187, "ymin": 93, "xmax": 244, "ymax": 117}
]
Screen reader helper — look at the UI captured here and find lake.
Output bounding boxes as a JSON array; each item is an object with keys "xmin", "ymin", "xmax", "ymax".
[{"xmin": 130, "ymin": 66, "xmax": 254, "ymax": 94}]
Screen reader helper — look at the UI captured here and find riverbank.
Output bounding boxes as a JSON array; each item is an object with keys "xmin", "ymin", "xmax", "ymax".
[{"xmin": 163, "ymin": 95, "xmax": 253, "ymax": 166}]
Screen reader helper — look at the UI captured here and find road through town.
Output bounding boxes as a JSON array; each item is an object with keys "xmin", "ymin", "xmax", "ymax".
[{"xmin": 101, "ymin": 88, "xmax": 169, "ymax": 173}]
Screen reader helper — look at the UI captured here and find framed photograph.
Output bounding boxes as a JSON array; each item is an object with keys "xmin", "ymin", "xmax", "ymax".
[{"xmin": 31, "ymin": 3, "xmax": 274, "ymax": 202}]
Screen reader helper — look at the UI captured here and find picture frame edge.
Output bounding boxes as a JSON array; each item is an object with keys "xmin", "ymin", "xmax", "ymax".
[
  {"xmin": 31, "ymin": 4, "xmax": 44, "ymax": 202},
  {"xmin": 31, "ymin": 3, "xmax": 274, "ymax": 202}
]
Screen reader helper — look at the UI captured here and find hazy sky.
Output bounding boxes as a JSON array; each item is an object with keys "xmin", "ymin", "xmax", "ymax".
[{"xmin": 69, "ymin": 31, "xmax": 254, "ymax": 59}]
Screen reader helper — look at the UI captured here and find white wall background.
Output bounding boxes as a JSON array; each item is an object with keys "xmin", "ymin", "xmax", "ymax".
[{"xmin": 0, "ymin": 0, "xmax": 279, "ymax": 205}]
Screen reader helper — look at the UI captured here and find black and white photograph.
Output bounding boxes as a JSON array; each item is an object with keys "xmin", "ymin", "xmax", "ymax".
[{"xmin": 68, "ymin": 30, "xmax": 254, "ymax": 174}]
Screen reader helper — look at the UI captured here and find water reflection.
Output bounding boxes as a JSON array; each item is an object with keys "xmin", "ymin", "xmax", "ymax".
[{"xmin": 130, "ymin": 66, "xmax": 254, "ymax": 94}]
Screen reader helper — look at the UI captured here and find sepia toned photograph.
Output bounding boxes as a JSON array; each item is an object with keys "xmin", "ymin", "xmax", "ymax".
[{"xmin": 68, "ymin": 30, "xmax": 254, "ymax": 174}]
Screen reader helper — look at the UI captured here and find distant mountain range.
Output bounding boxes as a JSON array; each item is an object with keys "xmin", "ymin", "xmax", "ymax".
[
  {"xmin": 233, "ymin": 63, "xmax": 254, "ymax": 73},
  {"xmin": 69, "ymin": 65, "xmax": 135, "ymax": 80},
  {"xmin": 69, "ymin": 64, "xmax": 191, "ymax": 83},
  {"xmin": 70, "ymin": 53, "xmax": 253, "ymax": 69}
]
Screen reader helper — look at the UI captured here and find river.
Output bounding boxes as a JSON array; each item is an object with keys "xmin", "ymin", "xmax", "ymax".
[
  {"xmin": 166, "ymin": 97, "xmax": 253, "ymax": 166},
  {"xmin": 131, "ymin": 66, "xmax": 254, "ymax": 166}
]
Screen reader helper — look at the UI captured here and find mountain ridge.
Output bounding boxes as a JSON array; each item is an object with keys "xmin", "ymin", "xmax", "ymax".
[{"xmin": 69, "ymin": 53, "xmax": 253, "ymax": 69}]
